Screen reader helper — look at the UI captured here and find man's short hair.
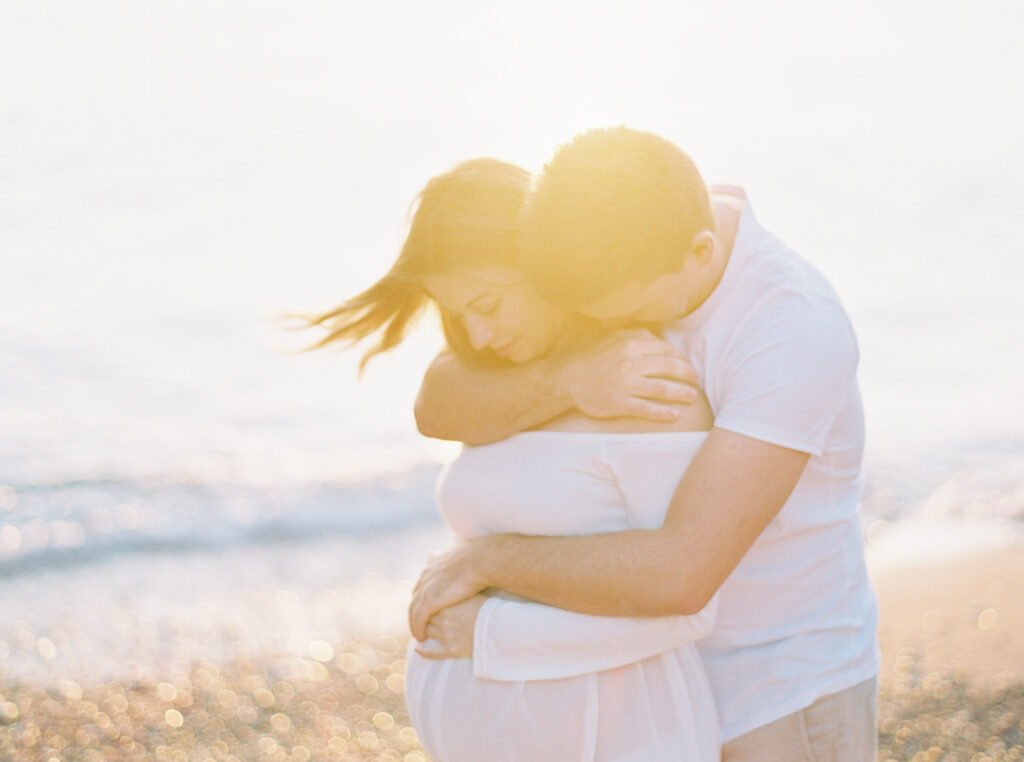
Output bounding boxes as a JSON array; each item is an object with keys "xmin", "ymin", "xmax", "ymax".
[{"xmin": 519, "ymin": 126, "xmax": 715, "ymax": 307}]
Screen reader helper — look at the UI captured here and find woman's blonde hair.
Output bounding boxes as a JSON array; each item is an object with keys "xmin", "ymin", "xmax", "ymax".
[{"xmin": 303, "ymin": 158, "xmax": 532, "ymax": 369}]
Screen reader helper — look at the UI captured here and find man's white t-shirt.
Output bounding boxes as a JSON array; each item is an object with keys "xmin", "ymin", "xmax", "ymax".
[
  {"xmin": 661, "ymin": 187, "xmax": 879, "ymax": 740},
  {"xmin": 465, "ymin": 187, "xmax": 879, "ymax": 742}
]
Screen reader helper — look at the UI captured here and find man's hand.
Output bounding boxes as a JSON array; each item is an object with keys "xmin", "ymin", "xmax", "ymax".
[
  {"xmin": 414, "ymin": 594, "xmax": 489, "ymax": 659},
  {"xmin": 409, "ymin": 540, "xmax": 492, "ymax": 642},
  {"xmin": 553, "ymin": 329, "xmax": 699, "ymax": 422}
]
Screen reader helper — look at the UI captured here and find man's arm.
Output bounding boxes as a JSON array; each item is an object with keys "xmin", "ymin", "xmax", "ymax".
[
  {"xmin": 414, "ymin": 330, "xmax": 700, "ymax": 445},
  {"xmin": 410, "ymin": 427, "xmax": 809, "ymax": 638}
]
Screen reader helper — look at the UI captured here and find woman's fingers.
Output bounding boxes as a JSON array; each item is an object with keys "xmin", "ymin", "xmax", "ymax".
[
  {"xmin": 415, "ymin": 638, "xmax": 457, "ymax": 660},
  {"xmin": 416, "ymin": 617, "xmax": 469, "ymax": 660}
]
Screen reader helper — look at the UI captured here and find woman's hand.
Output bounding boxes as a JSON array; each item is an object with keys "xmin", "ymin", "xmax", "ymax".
[{"xmin": 414, "ymin": 594, "xmax": 490, "ymax": 660}]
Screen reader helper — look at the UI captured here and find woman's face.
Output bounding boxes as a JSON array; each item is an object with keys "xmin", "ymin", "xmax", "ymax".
[{"xmin": 423, "ymin": 267, "xmax": 564, "ymax": 364}]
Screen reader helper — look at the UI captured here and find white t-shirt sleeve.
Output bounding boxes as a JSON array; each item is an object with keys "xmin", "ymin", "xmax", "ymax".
[
  {"xmin": 472, "ymin": 594, "xmax": 717, "ymax": 682},
  {"xmin": 713, "ymin": 294, "xmax": 859, "ymax": 456}
]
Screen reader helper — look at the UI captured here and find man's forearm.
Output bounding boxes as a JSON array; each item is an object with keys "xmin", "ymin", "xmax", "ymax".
[
  {"xmin": 414, "ymin": 352, "xmax": 572, "ymax": 444},
  {"xmin": 455, "ymin": 431, "xmax": 810, "ymax": 619},
  {"xmin": 410, "ymin": 431, "xmax": 808, "ymax": 640},
  {"xmin": 409, "ymin": 529, "xmax": 691, "ymax": 642},
  {"xmin": 475, "ymin": 529, "xmax": 714, "ymax": 618}
]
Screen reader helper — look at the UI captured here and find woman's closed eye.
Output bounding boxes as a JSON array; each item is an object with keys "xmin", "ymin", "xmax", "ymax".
[{"xmin": 473, "ymin": 299, "xmax": 501, "ymax": 316}]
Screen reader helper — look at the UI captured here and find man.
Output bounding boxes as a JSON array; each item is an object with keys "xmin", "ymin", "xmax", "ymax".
[{"xmin": 410, "ymin": 127, "xmax": 879, "ymax": 760}]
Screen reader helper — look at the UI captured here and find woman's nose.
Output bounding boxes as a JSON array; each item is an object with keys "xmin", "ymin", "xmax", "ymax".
[{"xmin": 464, "ymin": 315, "xmax": 495, "ymax": 351}]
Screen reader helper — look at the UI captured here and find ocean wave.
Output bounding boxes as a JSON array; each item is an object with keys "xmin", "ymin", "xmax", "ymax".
[
  {"xmin": 861, "ymin": 441, "xmax": 1024, "ymax": 523},
  {"xmin": 2, "ymin": 440, "xmax": 1022, "ymax": 580},
  {"xmin": 0, "ymin": 463, "xmax": 444, "ymax": 578}
]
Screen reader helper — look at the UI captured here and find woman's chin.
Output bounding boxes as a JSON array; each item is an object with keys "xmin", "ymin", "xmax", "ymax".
[{"xmin": 496, "ymin": 339, "xmax": 528, "ymax": 363}]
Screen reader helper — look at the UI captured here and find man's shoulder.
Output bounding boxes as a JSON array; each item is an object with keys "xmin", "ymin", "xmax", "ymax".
[
  {"xmin": 679, "ymin": 194, "xmax": 856, "ymax": 351},
  {"xmin": 729, "ymin": 219, "xmax": 848, "ymax": 324},
  {"xmin": 712, "ymin": 238, "xmax": 859, "ymax": 372}
]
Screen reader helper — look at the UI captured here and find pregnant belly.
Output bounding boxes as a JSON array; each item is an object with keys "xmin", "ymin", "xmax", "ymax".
[
  {"xmin": 404, "ymin": 643, "xmax": 720, "ymax": 762},
  {"xmin": 405, "ymin": 647, "xmax": 599, "ymax": 762}
]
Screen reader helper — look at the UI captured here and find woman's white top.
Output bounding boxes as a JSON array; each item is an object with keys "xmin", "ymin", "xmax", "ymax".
[{"xmin": 405, "ymin": 431, "xmax": 720, "ymax": 762}]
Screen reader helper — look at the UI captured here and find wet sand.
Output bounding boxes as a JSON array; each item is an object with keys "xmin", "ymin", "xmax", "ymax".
[{"xmin": 1, "ymin": 534, "xmax": 1022, "ymax": 760}]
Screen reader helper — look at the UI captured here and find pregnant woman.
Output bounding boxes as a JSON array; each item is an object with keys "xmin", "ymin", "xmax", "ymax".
[{"xmin": 306, "ymin": 158, "xmax": 719, "ymax": 760}]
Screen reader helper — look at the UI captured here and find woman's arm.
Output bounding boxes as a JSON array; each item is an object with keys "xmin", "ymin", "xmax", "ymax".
[
  {"xmin": 474, "ymin": 595, "xmax": 717, "ymax": 681},
  {"xmin": 417, "ymin": 593, "xmax": 717, "ymax": 682},
  {"xmin": 415, "ymin": 331, "xmax": 701, "ymax": 445},
  {"xmin": 414, "ymin": 352, "xmax": 569, "ymax": 445}
]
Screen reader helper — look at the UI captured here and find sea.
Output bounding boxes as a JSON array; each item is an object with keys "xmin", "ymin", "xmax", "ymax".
[{"xmin": 1, "ymin": 0, "xmax": 1022, "ymax": 688}]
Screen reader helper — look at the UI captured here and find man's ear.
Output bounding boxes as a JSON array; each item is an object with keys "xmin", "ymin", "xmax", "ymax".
[{"xmin": 691, "ymin": 231, "xmax": 716, "ymax": 265}]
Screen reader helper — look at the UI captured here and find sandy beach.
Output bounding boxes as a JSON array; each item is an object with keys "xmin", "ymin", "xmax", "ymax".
[
  {"xmin": 0, "ymin": 531, "xmax": 1020, "ymax": 760},
  {"xmin": 871, "ymin": 529, "xmax": 1024, "ymax": 761}
]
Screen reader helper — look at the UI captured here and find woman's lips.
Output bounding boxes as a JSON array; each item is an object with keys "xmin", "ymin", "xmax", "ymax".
[{"xmin": 494, "ymin": 338, "xmax": 518, "ymax": 358}]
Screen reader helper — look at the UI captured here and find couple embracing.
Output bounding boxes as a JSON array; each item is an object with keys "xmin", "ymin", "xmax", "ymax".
[{"xmin": 312, "ymin": 127, "xmax": 879, "ymax": 761}]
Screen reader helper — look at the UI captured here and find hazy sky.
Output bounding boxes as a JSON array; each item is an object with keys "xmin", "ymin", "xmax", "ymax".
[{"xmin": 3, "ymin": 0, "xmax": 1022, "ymax": 458}]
